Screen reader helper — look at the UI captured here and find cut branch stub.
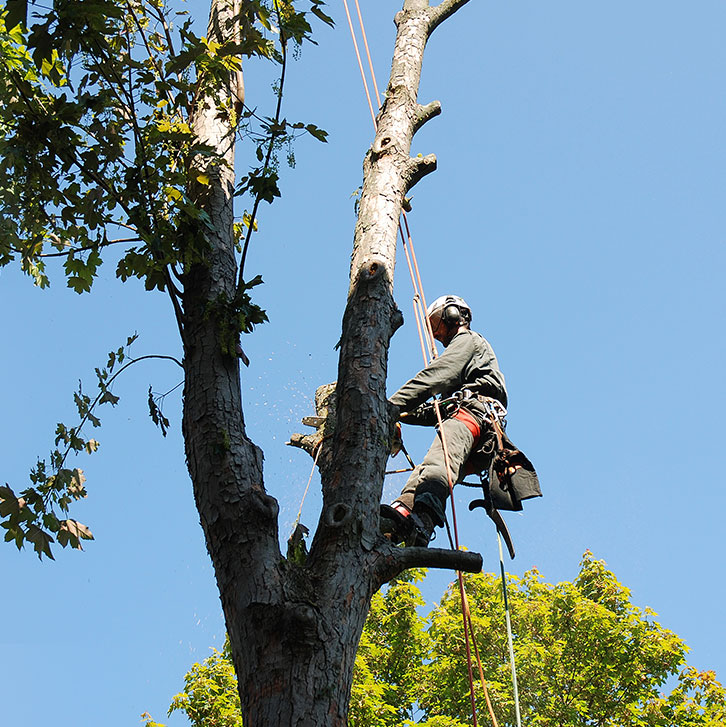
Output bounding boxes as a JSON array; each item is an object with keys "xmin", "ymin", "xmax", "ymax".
[
  {"xmin": 374, "ymin": 542, "xmax": 483, "ymax": 588},
  {"xmin": 404, "ymin": 153, "xmax": 437, "ymax": 192},
  {"xmin": 413, "ymin": 100, "xmax": 442, "ymax": 133},
  {"xmin": 287, "ymin": 382, "xmax": 337, "ymax": 468}
]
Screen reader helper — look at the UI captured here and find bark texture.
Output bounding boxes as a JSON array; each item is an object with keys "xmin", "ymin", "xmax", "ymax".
[{"xmin": 180, "ymin": 1, "xmax": 472, "ymax": 725}]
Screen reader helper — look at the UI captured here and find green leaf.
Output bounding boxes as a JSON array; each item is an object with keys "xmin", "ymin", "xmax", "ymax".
[
  {"xmin": 148, "ymin": 386, "xmax": 170, "ymax": 437},
  {"xmin": 99, "ymin": 390, "xmax": 120, "ymax": 406},
  {"xmin": 25, "ymin": 523, "xmax": 54, "ymax": 560},
  {"xmin": 311, "ymin": 6, "xmax": 335, "ymax": 28},
  {"xmin": 305, "ymin": 124, "xmax": 328, "ymax": 142}
]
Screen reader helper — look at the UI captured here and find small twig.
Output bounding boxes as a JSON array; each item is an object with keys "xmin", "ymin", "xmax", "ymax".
[
  {"xmin": 237, "ymin": 0, "xmax": 288, "ymax": 290},
  {"xmin": 155, "ymin": 379, "xmax": 184, "ymax": 400},
  {"xmin": 39, "ymin": 238, "xmax": 140, "ymax": 257},
  {"xmin": 124, "ymin": 1, "xmax": 179, "ymax": 114},
  {"xmin": 52, "ymin": 352, "xmax": 183, "ymax": 489}
]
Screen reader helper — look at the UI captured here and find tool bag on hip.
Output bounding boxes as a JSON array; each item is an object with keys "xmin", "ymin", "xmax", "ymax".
[{"xmin": 466, "ymin": 415, "xmax": 542, "ymax": 512}]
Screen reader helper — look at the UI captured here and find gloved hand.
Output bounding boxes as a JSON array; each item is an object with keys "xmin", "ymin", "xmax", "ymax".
[{"xmin": 400, "ymin": 401, "xmax": 437, "ymax": 426}]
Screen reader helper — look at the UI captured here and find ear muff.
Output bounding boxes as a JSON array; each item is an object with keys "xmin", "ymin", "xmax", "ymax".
[
  {"xmin": 442, "ymin": 304, "xmax": 462, "ymax": 325},
  {"xmin": 427, "ymin": 295, "xmax": 472, "ymax": 333}
]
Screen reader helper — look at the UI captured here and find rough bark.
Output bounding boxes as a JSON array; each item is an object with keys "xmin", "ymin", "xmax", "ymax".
[{"xmin": 180, "ymin": 1, "xmax": 472, "ymax": 725}]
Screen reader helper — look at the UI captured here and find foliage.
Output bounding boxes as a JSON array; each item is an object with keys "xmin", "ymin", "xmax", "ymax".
[
  {"xmin": 0, "ymin": 0, "xmax": 328, "ymax": 293},
  {"xmin": 0, "ymin": 333, "xmax": 182, "ymax": 557},
  {"xmin": 420, "ymin": 551, "xmax": 692, "ymax": 726},
  {"xmin": 349, "ymin": 570, "xmax": 431, "ymax": 727},
  {"xmin": 646, "ymin": 667, "xmax": 726, "ymax": 727},
  {"xmin": 146, "ymin": 554, "xmax": 725, "ymax": 727},
  {"xmin": 167, "ymin": 637, "xmax": 243, "ymax": 727},
  {"xmin": 0, "ymin": 0, "xmax": 330, "ymax": 557},
  {"xmin": 1, "ymin": 335, "xmax": 132, "ymax": 557}
]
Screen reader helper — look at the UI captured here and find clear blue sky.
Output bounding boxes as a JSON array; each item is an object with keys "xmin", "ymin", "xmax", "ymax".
[{"xmin": 2, "ymin": 2, "xmax": 724, "ymax": 725}]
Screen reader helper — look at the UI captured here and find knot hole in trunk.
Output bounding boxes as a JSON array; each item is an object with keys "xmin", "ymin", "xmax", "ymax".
[
  {"xmin": 371, "ymin": 134, "xmax": 394, "ymax": 158},
  {"xmin": 325, "ymin": 502, "xmax": 353, "ymax": 528}
]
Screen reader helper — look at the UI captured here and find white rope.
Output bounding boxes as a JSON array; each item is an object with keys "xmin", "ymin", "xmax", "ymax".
[{"xmin": 498, "ymin": 532, "xmax": 522, "ymax": 727}]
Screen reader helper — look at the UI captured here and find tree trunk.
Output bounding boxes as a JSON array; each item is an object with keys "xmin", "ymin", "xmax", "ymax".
[{"xmin": 181, "ymin": 1, "xmax": 474, "ymax": 725}]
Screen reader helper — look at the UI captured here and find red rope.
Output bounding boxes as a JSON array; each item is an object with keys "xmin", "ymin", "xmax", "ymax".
[
  {"xmin": 354, "ymin": 0, "xmax": 382, "ymax": 109},
  {"xmin": 341, "ymin": 0, "xmax": 378, "ymax": 127}
]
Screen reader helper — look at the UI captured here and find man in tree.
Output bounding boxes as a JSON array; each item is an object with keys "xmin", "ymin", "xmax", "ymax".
[
  {"xmin": 1, "ymin": 2, "xmax": 494, "ymax": 721},
  {"xmin": 381, "ymin": 294, "xmax": 511, "ymax": 546}
]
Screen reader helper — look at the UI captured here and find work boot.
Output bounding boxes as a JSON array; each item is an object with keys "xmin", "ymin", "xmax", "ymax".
[
  {"xmin": 379, "ymin": 501, "xmax": 414, "ymax": 544},
  {"xmin": 406, "ymin": 508, "xmax": 435, "ymax": 547}
]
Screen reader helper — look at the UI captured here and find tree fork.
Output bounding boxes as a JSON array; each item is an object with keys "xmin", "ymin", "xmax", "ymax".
[{"xmin": 183, "ymin": 0, "xmax": 475, "ymax": 725}]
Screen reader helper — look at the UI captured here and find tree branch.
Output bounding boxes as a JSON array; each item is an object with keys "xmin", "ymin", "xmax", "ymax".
[
  {"xmin": 413, "ymin": 100, "xmax": 442, "ymax": 134},
  {"xmin": 403, "ymin": 153, "xmax": 437, "ymax": 192},
  {"xmin": 147, "ymin": 1, "xmax": 177, "ymax": 59},
  {"xmin": 38, "ymin": 238, "xmax": 140, "ymax": 258},
  {"xmin": 237, "ymin": 0, "xmax": 288, "ymax": 291},
  {"xmin": 124, "ymin": 1, "xmax": 179, "ymax": 114},
  {"xmin": 374, "ymin": 542, "xmax": 482, "ymax": 586},
  {"xmin": 428, "ymin": 0, "xmax": 472, "ymax": 34},
  {"xmin": 53, "ymin": 352, "xmax": 183, "ymax": 477}
]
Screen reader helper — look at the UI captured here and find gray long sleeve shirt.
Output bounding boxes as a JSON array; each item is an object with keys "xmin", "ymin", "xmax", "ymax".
[{"xmin": 390, "ymin": 329, "xmax": 508, "ymax": 414}]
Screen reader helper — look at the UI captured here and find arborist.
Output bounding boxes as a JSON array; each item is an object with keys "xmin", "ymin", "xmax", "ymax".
[{"xmin": 381, "ymin": 294, "xmax": 539, "ymax": 547}]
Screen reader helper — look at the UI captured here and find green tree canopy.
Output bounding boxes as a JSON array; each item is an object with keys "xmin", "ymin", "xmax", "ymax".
[
  {"xmin": 0, "ymin": 0, "xmax": 329, "ymax": 558},
  {"xmin": 155, "ymin": 553, "xmax": 725, "ymax": 727}
]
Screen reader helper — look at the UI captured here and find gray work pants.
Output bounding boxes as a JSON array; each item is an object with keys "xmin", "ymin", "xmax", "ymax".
[{"xmin": 396, "ymin": 416, "xmax": 476, "ymax": 526}]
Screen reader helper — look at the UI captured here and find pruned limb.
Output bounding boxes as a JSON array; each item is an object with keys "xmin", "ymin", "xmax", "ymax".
[
  {"xmin": 397, "ymin": 545, "xmax": 482, "ymax": 572},
  {"xmin": 287, "ymin": 382, "xmax": 337, "ymax": 463},
  {"xmin": 403, "ymin": 154, "xmax": 437, "ymax": 192},
  {"xmin": 413, "ymin": 100, "xmax": 442, "ymax": 134},
  {"xmin": 374, "ymin": 542, "xmax": 483, "ymax": 586},
  {"xmin": 428, "ymin": 0, "xmax": 472, "ymax": 33}
]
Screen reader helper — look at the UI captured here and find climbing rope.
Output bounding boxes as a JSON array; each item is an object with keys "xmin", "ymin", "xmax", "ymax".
[
  {"xmin": 291, "ymin": 443, "xmax": 322, "ymax": 536},
  {"xmin": 498, "ymin": 531, "xmax": 522, "ymax": 727},
  {"xmin": 341, "ymin": 0, "xmax": 378, "ymax": 127}
]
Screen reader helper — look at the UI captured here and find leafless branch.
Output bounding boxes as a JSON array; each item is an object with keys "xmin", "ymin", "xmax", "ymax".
[
  {"xmin": 403, "ymin": 153, "xmax": 437, "ymax": 192},
  {"xmin": 374, "ymin": 541, "xmax": 482, "ymax": 586},
  {"xmin": 428, "ymin": 0, "xmax": 472, "ymax": 33},
  {"xmin": 413, "ymin": 100, "xmax": 442, "ymax": 134}
]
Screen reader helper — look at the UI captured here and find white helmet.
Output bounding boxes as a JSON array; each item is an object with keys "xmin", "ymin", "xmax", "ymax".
[{"xmin": 426, "ymin": 295, "xmax": 472, "ymax": 330}]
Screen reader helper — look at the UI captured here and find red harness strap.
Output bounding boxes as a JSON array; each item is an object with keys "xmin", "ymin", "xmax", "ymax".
[{"xmin": 453, "ymin": 407, "xmax": 482, "ymax": 441}]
